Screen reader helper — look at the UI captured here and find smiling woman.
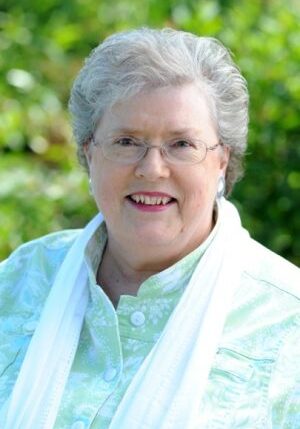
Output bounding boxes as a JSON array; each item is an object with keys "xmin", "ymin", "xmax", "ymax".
[
  {"xmin": 86, "ymin": 84, "xmax": 229, "ymax": 285},
  {"xmin": 0, "ymin": 28, "xmax": 299, "ymax": 429}
]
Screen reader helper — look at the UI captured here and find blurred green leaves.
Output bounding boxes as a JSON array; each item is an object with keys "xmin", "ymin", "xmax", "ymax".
[{"xmin": 0, "ymin": 0, "xmax": 299, "ymax": 265}]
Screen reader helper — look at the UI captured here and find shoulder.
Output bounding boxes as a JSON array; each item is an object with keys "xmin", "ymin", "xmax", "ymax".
[
  {"xmin": 2, "ymin": 229, "xmax": 81, "ymax": 261},
  {"xmin": 243, "ymin": 237, "xmax": 300, "ymax": 300},
  {"xmin": 0, "ymin": 229, "xmax": 81, "ymax": 272},
  {"xmin": 0, "ymin": 229, "xmax": 82, "ymax": 314}
]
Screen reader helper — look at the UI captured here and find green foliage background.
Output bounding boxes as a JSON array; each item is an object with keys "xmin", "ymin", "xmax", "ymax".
[{"xmin": 0, "ymin": 0, "xmax": 299, "ymax": 265}]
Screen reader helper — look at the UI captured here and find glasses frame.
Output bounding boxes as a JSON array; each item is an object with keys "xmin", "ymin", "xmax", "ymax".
[{"xmin": 91, "ymin": 137, "xmax": 223, "ymax": 165}]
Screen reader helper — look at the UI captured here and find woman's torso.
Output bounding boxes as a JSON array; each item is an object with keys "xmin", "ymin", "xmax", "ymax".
[{"xmin": 0, "ymin": 228, "xmax": 299, "ymax": 428}]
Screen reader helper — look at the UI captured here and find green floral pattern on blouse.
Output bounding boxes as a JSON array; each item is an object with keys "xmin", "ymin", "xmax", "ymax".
[{"xmin": 0, "ymin": 222, "xmax": 299, "ymax": 428}]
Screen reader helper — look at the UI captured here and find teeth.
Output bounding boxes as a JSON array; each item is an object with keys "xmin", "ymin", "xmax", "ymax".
[{"xmin": 130, "ymin": 194, "xmax": 172, "ymax": 205}]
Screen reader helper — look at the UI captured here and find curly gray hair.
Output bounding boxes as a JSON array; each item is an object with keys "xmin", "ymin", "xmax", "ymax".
[{"xmin": 69, "ymin": 27, "xmax": 249, "ymax": 194}]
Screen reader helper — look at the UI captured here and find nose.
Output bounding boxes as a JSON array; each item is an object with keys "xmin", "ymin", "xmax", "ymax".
[{"xmin": 134, "ymin": 146, "xmax": 171, "ymax": 181}]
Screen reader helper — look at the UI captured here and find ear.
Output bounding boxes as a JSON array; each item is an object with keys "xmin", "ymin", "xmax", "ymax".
[
  {"xmin": 83, "ymin": 140, "xmax": 92, "ymax": 168},
  {"xmin": 220, "ymin": 145, "xmax": 230, "ymax": 173}
]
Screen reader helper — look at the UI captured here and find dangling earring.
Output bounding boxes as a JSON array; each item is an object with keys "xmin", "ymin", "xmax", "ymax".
[
  {"xmin": 216, "ymin": 176, "xmax": 225, "ymax": 200},
  {"xmin": 88, "ymin": 177, "xmax": 93, "ymax": 196}
]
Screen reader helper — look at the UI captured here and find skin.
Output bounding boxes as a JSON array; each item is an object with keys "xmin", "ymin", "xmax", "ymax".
[{"xmin": 85, "ymin": 83, "xmax": 229, "ymax": 305}]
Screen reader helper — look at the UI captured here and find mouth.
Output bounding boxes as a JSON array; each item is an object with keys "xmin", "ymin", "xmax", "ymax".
[{"xmin": 126, "ymin": 192, "xmax": 176, "ymax": 210}]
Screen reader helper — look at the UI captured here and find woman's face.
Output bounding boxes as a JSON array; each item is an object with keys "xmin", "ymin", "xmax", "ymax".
[{"xmin": 86, "ymin": 84, "xmax": 229, "ymax": 258}]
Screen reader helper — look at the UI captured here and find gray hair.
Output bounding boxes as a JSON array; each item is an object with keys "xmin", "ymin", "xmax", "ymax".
[{"xmin": 69, "ymin": 27, "xmax": 249, "ymax": 194}]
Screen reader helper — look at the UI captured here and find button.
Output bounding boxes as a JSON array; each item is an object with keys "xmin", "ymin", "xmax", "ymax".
[
  {"xmin": 23, "ymin": 320, "xmax": 38, "ymax": 333},
  {"xmin": 71, "ymin": 420, "xmax": 86, "ymax": 429},
  {"xmin": 130, "ymin": 311, "xmax": 146, "ymax": 327},
  {"xmin": 103, "ymin": 367, "xmax": 118, "ymax": 382}
]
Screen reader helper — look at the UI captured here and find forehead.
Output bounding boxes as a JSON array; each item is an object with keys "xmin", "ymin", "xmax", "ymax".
[{"xmin": 95, "ymin": 83, "xmax": 217, "ymax": 138}]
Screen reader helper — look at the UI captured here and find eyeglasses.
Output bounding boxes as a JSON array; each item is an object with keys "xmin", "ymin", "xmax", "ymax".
[{"xmin": 91, "ymin": 136, "xmax": 222, "ymax": 165}]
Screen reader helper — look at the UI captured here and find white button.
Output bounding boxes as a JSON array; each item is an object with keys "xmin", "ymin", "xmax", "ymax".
[
  {"xmin": 103, "ymin": 367, "xmax": 118, "ymax": 382},
  {"xmin": 71, "ymin": 420, "xmax": 86, "ymax": 429},
  {"xmin": 23, "ymin": 320, "xmax": 38, "ymax": 333},
  {"xmin": 130, "ymin": 311, "xmax": 145, "ymax": 327}
]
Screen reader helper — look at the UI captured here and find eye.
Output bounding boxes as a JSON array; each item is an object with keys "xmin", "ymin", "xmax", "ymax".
[
  {"xmin": 170, "ymin": 139, "xmax": 195, "ymax": 149},
  {"xmin": 114, "ymin": 137, "xmax": 137, "ymax": 147}
]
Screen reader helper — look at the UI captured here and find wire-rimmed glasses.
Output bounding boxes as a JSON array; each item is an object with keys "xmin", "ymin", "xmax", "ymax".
[{"xmin": 91, "ymin": 136, "xmax": 223, "ymax": 165}]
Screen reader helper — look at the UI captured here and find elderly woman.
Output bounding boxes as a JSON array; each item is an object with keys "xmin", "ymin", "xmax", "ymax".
[{"xmin": 0, "ymin": 28, "xmax": 299, "ymax": 429}]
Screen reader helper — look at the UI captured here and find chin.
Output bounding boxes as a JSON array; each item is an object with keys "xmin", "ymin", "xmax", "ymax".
[{"xmin": 133, "ymin": 228, "xmax": 177, "ymax": 247}]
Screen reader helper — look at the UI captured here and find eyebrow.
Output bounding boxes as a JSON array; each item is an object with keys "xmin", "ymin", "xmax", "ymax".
[{"xmin": 109, "ymin": 127, "xmax": 202, "ymax": 136}]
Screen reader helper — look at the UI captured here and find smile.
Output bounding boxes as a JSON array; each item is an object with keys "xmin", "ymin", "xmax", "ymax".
[
  {"xmin": 126, "ymin": 192, "xmax": 176, "ymax": 212},
  {"xmin": 130, "ymin": 194, "xmax": 172, "ymax": 205}
]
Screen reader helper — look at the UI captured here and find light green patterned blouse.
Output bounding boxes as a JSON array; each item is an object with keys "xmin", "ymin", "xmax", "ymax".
[{"xmin": 0, "ymin": 222, "xmax": 299, "ymax": 428}]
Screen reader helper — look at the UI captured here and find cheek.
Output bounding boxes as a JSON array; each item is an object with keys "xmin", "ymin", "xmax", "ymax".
[
  {"xmin": 91, "ymin": 163, "xmax": 126, "ymax": 213},
  {"xmin": 94, "ymin": 179, "xmax": 115, "ymax": 207},
  {"xmin": 180, "ymin": 169, "xmax": 218, "ymax": 211},
  {"xmin": 90, "ymin": 166, "xmax": 108, "ymax": 210}
]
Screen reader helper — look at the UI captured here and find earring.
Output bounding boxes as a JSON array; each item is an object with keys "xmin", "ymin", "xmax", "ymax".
[
  {"xmin": 88, "ymin": 177, "xmax": 93, "ymax": 196},
  {"xmin": 216, "ymin": 176, "xmax": 225, "ymax": 199}
]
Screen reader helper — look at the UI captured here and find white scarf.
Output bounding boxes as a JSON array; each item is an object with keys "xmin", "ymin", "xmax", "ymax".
[{"xmin": 2, "ymin": 199, "xmax": 249, "ymax": 428}]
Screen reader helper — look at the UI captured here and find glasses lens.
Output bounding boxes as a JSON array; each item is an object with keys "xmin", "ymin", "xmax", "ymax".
[
  {"xmin": 165, "ymin": 140, "xmax": 206, "ymax": 164},
  {"xmin": 103, "ymin": 139, "xmax": 145, "ymax": 163}
]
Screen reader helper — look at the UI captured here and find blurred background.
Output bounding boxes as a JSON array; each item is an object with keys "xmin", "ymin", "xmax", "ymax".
[{"xmin": 0, "ymin": 0, "xmax": 299, "ymax": 265}]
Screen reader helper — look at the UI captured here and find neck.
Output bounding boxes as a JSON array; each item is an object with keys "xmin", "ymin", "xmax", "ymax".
[
  {"xmin": 97, "ymin": 251, "xmax": 149, "ymax": 307},
  {"xmin": 97, "ymin": 218, "xmax": 215, "ymax": 307}
]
